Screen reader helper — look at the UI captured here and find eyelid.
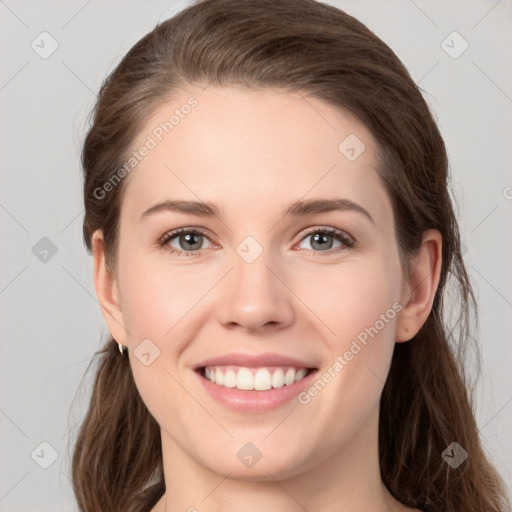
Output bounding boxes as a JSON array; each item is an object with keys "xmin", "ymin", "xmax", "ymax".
[
  {"xmin": 158, "ymin": 227, "xmax": 212, "ymax": 247},
  {"xmin": 158, "ymin": 225, "xmax": 355, "ymax": 256},
  {"xmin": 295, "ymin": 226, "xmax": 354, "ymax": 247}
]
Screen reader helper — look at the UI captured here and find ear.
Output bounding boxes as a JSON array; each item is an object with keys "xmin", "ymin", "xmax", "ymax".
[
  {"xmin": 395, "ymin": 229, "xmax": 443, "ymax": 343},
  {"xmin": 91, "ymin": 230, "xmax": 127, "ymax": 345}
]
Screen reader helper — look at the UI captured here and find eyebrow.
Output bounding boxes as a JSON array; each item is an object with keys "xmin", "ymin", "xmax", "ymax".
[{"xmin": 140, "ymin": 198, "xmax": 375, "ymax": 224}]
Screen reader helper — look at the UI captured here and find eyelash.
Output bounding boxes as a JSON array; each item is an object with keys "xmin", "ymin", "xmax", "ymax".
[{"xmin": 158, "ymin": 226, "xmax": 355, "ymax": 257}]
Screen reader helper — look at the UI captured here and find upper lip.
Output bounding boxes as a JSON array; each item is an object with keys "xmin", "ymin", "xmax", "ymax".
[{"xmin": 194, "ymin": 352, "xmax": 317, "ymax": 370}]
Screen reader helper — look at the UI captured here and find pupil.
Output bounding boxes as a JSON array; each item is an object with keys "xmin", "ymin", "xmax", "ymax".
[
  {"xmin": 312, "ymin": 233, "xmax": 332, "ymax": 250},
  {"xmin": 182, "ymin": 233, "xmax": 201, "ymax": 250}
]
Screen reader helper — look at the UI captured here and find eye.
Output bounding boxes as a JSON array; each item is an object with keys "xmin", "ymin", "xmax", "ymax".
[
  {"xmin": 158, "ymin": 226, "xmax": 354, "ymax": 257},
  {"xmin": 296, "ymin": 227, "xmax": 354, "ymax": 254},
  {"xmin": 158, "ymin": 228, "xmax": 213, "ymax": 256}
]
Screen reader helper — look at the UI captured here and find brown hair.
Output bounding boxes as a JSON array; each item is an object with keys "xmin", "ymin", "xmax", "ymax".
[{"xmin": 70, "ymin": 1, "xmax": 510, "ymax": 511}]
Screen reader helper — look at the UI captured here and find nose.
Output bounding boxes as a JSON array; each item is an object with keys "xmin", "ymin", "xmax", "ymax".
[{"xmin": 215, "ymin": 243, "xmax": 295, "ymax": 333}]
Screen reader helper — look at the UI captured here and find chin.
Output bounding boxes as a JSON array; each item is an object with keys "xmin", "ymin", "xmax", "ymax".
[{"xmin": 199, "ymin": 446, "xmax": 312, "ymax": 482}]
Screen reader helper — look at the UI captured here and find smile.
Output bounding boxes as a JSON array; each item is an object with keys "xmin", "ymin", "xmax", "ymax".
[{"xmin": 201, "ymin": 365, "xmax": 313, "ymax": 391}]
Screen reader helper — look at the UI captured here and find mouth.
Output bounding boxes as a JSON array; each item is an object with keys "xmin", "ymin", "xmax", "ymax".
[
  {"xmin": 192, "ymin": 352, "xmax": 320, "ymax": 412},
  {"xmin": 196, "ymin": 365, "xmax": 317, "ymax": 391}
]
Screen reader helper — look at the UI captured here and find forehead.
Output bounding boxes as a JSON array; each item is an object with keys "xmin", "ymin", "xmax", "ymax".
[{"xmin": 121, "ymin": 85, "xmax": 392, "ymax": 226}]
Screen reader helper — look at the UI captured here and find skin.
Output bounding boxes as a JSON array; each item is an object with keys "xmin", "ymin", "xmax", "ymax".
[{"xmin": 93, "ymin": 85, "xmax": 441, "ymax": 512}]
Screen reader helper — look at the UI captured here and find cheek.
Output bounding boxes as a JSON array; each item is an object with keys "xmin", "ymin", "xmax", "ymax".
[
  {"xmin": 117, "ymin": 251, "xmax": 205, "ymax": 340},
  {"xmin": 307, "ymin": 260, "xmax": 401, "ymax": 401},
  {"xmin": 299, "ymin": 257, "xmax": 402, "ymax": 345},
  {"xmin": 120, "ymin": 256, "xmax": 198, "ymax": 432},
  {"xmin": 118, "ymin": 242, "xmax": 403, "ymax": 354},
  {"xmin": 116, "ymin": 251, "xmax": 211, "ymax": 408}
]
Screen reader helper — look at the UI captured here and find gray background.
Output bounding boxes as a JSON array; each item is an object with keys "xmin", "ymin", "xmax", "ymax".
[{"xmin": 1, "ymin": 0, "xmax": 511, "ymax": 510}]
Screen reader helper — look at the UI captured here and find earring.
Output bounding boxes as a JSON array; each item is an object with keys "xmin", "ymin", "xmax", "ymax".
[{"xmin": 118, "ymin": 343, "xmax": 127, "ymax": 355}]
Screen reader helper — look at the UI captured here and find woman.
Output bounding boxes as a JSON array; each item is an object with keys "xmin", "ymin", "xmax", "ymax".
[{"xmin": 71, "ymin": 0, "xmax": 510, "ymax": 511}]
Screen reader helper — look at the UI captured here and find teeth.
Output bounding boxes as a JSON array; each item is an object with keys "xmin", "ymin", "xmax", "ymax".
[
  {"xmin": 271, "ymin": 368, "xmax": 285, "ymax": 388},
  {"xmin": 254, "ymin": 369, "xmax": 272, "ymax": 391},
  {"xmin": 203, "ymin": 366, "xmax": 310, "ymax": 391},
  {"xmin": 223, "ymin": 369, "xmax": 237, "ymax": 388},
  {"xmin": 237, "ymin": 367, "xmax": 254, "ymax": 390},
  {"xmin": 295, "ymin": 368, "xmax": 307, "ymax": 381}
]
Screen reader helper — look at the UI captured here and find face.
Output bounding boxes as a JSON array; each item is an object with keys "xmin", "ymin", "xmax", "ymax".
[{"xmin": 102, "ymin": 85, "xmax": 410, "ymax": 481}]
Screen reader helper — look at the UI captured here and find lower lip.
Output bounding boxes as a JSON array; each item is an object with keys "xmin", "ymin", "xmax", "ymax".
[{"xmin": 195, "ymin": 369, "xmax": 318, "ymax": 413}]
